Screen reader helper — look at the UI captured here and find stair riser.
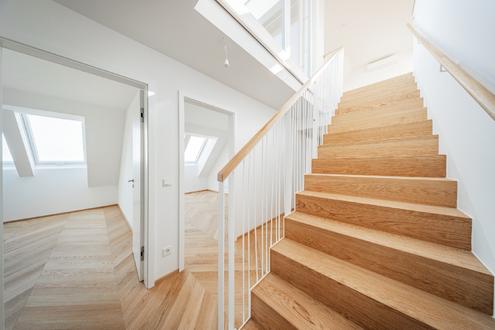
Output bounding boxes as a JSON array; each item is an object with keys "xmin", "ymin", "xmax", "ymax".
[
  {"xmin": 337, "ymin": 96, "xmax": 423, "ymax": 115},
  {"xmin": 332, "ymin": 105, "xmax": 425, "ymax": 125},
  {"xmin": 341, "ymin": 84, "xmax": 418, "ymax": 105},
  {"xmin": 324, "ymin": 120, "xmax": 433, "ymax": 145},
  {"xmin": 312, "ymin": 156, "xmax": 446, "ymax": 177},
  {"xmin": 251, "ymin": 294, "xmax": 296, "ymax": 330},
  {"xmin": 285, "ymin": 218, "xmax": 493, "ymax": 314},
  {"xmin": 337, "ymin": 97, "xmax": 423, "ymax": 116},
  {"xmin": 295, "ymin": 193, "xmax": 471, "ymax": 249},
  {"xmin": 271, "ymin": 250, "xmax": 432, "ymax": 330},
  {"xmin": 340, "ymin": 89, "xmax": 420, "ymax": 108},
  {"xmin": 329, "ymin": 109, "xmax": 427, "ymax": 134},
  {"xmin": 318, "ymin": 137, "xmax": 438, "ymax": 159},
  {"xmin": 343, "ymin": 74, "xmax": 415, "ymax": 99},
  {"xmin": 304, "ymin": 174, "xmax": 457, "ymax": 207}
]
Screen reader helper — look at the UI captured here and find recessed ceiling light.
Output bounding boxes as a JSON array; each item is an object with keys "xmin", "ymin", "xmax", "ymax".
[
  {"xmin": 270, "ymin": 63, "xmax": 283, "ymax": 74},
  {"xmin": 148, "ymin": 91, "xmax": 155, "ymax": 97}
]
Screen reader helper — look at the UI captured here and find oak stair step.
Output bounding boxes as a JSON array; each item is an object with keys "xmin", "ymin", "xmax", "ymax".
[
  {"xmin": 333, "ymin": 102, "xmax": 425, "ymax": 124},
  {"xmin": 318, "ymin": 135, "xmax": 438, "ymax": 158},
  {"xmin": 337, "ymin": 96, "xmax": 423, "ymax": 115},
  {"xmin": 304, "ymin": 173, "xmax": 457, "ymax": 207},
  {"xmin": 338, "ymin": 89, "xmax": 420, "ymax": 114},
  {"xmin": 285, "ymin": 212, "xmax": 494, "ymax": 314},
  {"xmin": 295, "ymin": 191, "xmax": 471, "ymax": 250},
  {"xmin": 342, "ymin": 73, "xmax": 415, "ymax": 99},
  {"xmin": 312, "ymin": 155, "xmax": 446, "ymax": 177},
  {"xmin": 329, "ymin": 108, "xmax": 427, "ymax": 133},
  {"xmin": 323, "ymin": 120, "xmax": 433, "ymax": 145},
  {"xmin": 251, "ymin": 273, "xmax": 361, "ymax": 330},
  {"xmin": 271, "ymin": 239, "xmax": 495, "ymax": 329}
]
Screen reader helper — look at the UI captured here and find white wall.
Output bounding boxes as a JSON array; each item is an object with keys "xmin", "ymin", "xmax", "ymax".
[
  {"xmin": 118, "ymin": 91, "xmax": 139, "ymax": 227},
  {"xmin": 0, "ymin": 0, "xmax": 275, "ymax": 283},
  {"xmin": 3, "ymin": 166, "xmax": 117, "ymax": 221},
  {"xmin": 413, "ymin": 0, "xmax": 495, "ymax": 315},
  {"xmin": 325, "ymin": 0, "xmax": 414, "ymax": 91}
]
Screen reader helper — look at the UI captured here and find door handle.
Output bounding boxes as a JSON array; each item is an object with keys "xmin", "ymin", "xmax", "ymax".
[{"xmin": 128, "ymin": 179, "xmax": 135, "ymax": 183}]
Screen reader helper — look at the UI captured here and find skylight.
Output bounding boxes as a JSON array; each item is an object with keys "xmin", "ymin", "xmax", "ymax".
[
  {"xmin": 25, "ymin": 114, "xmax": 85, "ymax": 163},
  {"xmin": 185, "ymin": 135, "xmax": 207, "ymax": 163},
  {"xmin": 2, "ymin": 135, "xmax": 14, "ymax": 162}
]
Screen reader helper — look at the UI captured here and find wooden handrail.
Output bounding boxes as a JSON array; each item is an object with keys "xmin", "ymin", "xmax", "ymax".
[
  {"xmin": 217, "ymin": 48, "xmax": 343, "ymax": 182},
  {"xmin": 408, "ymin": 23, "xmax": 495, "ymax": 121}
]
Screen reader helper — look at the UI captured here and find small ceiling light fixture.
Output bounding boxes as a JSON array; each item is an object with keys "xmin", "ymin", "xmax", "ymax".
[
  {"xmin": 148, "ymin": 90, "xmax": 156, "ymax": 97},
  {"xmin": 223, "ymin": 44, "xmax": 230, "ymax": 68}
]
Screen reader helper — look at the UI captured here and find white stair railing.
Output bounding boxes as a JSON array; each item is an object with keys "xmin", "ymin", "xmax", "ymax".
[{"xmin": 217, "ymin": 48, "xmax": 344, "ymax": 330}]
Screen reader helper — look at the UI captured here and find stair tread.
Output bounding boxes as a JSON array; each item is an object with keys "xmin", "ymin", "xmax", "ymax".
[
  {"xmin": 286, "ymin": 211, "xmax": 489, "ymax": 275},
  {"xmin": 297, "ymin": 191, "xmax": 468, "ymax": 219},
  {"xmin": 273, "ymin": 239, "xmax": 495, "ymax": 329},
  {"xmin": 252, "ymin": 273, "xmax": 361, "ymax": 330},
  {"xmin": 305, "ymin": 173, "xmax": 455, "ymax": 182},
  {"xmin": 320, "ymin": 135, "xmax": 438, "ymax": 148}
]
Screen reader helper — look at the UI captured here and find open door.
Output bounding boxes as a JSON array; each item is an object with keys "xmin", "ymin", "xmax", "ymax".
[{"xmin": 131, "ymin": 90, "xmax": 145, "ymax": 281}]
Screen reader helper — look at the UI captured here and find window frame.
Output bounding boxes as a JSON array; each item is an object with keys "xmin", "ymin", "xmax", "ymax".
[
  {"xmin": 184, "ymin": 134, "xmax": 208, "ymax": 164},
  {"xmin": 21, "ymin": 112, "xmax": 87, "ymax": 166},
  {"xmin": 2, "ymin": 134, "xmax": 15, "ymax": 164}
]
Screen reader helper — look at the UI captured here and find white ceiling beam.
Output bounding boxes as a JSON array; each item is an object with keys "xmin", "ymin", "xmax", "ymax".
[{"xmin": 2, "ymin": 109, "xmax": 35, "ymax": 177}]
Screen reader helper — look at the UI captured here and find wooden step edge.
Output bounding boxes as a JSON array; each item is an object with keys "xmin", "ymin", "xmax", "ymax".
[
  {"xmin": 251, "ymin": 273, "xmax": 361, "ymax": 330},
  {"xmin": 297, "ymin": 191, "xmax": 469, "ymax": 219},
  {"xmin": 333, "ymin": 106, "xmax": 426, "ymax": 122},
  {"xmin": 304, "ymin": 173, "xmax": 454, "ymax": 182},
  {"xmin": 324, "ymin": 120, "xmax": 433, "ymax": 136},
  {"xmin": 337, "ymin": 96, "xmax": 424, "ymax": 114},
  {"xmin": 343, "ymin": 73, "xmax": 415, "ymax": 97},
  {"xmin": 285, "ymin": 211, "xmax": 489, "ymax": 276},
  {"xmin": 285, "ymin": 212, "xmax": 494, "ymax": 314},
  {"xmin": 319, "ymin": 134, "xmax": 438, "ymax": 149},
  {"xmin": 340, "ymin": 85, "xmax": 420, "ymax": 104},
  {"xmin": 304, "ymin": 173, "xmax": 457, "ymax": 207},
  {"xmin": 312, "ymin": 155, "xmax": 447, "ymax": 178},
  {"xmin": 271, "ymin": 239, "xmax": 495, "ymax": 329}
]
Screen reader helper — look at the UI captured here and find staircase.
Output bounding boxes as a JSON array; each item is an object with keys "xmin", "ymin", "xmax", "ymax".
[{"xmin": 245, "ymin": 74, "xmax": 495, "ymax": 329}]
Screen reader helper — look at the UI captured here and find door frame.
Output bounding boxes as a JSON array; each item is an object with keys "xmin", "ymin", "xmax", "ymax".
[
  {"xmin": 0, "ymin": 37, "xmax": 152, "ymax": 288},
  {"xmin": 178, "ymin": 91, "xmax": 236, "ymax": 271}
]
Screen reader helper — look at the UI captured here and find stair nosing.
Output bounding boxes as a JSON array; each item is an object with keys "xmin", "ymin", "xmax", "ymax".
[
  {"xmin": 297, "ymin": 191, "xmax": 468, "ymax": 219},
  {"xmin": 304, "ymin": 173, "xmax": 456, "ymax": 182},
  {"xmin": 273, "ymin": 239, "xmax": 495, "ymax": 329},
  {"xmin": 285, "ymin": 211, "xmax": 489, "ymax": 275}
]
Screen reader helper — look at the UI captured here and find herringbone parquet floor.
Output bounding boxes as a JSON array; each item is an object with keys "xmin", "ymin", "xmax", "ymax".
[{"xmin": 3, "ymin": 191, "xmax": 224, "ymax": 329}]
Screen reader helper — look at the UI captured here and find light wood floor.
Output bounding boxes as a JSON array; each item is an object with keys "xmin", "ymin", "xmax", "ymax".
[
  {"xmin": 4, "ymin": 191, "xmax": 272, "ymax": 329},
  {"xmin": 3, "ymin": 192, "xmax": 226, "ymax": 329}
]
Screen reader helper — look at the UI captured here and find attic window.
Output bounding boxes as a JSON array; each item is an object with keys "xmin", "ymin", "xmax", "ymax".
[
  {"xmin": 184, "ymin": 135, "xmax": 207, "ymax": 163},
  {"xmin": 2, "ymin": 135, "xmax": 14, "ymax": 162},
  {"xmin": 24, "ymin": 114, "xmax": 85, "ymax": 164}
]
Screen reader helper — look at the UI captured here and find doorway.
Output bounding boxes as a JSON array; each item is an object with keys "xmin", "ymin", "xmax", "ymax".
[
  {"xmin": 0, "ymin": 39, "xmax": 150, "ymax": 328},
  {"xmin": 178, "ymin": 93, "xmax": 235, "ymax": 271}
]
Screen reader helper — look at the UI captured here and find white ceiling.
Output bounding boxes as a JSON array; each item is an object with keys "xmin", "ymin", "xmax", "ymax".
[
  {"xmin": 325, "ymin": 0, "xmax": 414, "ymax": 90},
  {"xmin": 54, "ymin": 0, "xmax": 293, "ymax": 109},
  {"xmin": 2, "ymin": 49, "xmax": 138, "ymax": 110}
]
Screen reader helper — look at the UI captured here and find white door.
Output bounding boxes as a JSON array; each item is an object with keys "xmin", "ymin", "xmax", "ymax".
[{"xmin": 131, "ymin": 90, "xmax": 144, "ymax": 281}]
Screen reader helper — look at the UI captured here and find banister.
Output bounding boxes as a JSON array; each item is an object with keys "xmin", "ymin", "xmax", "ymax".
[
  {"xmin": 217, "ymin": 47, "xmax": 343, "ymax": 182},
  {"xmin": 407, "ymin": 23, "xmax": 495, "ymax": 121}
]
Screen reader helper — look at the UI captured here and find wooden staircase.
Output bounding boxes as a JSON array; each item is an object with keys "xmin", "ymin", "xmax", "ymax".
[{"xmin": 245, "ymin": 74, "xmax": 495, "ymax": 329}]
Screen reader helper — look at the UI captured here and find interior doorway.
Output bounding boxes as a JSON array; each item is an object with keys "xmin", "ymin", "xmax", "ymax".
[
  {"xmin": 0, "ymin": 39, "xmax": 150, "ymax": 328},
  {"xmin": 178, "ymin": 93, "xmax": 235, "ymax": 271}
]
